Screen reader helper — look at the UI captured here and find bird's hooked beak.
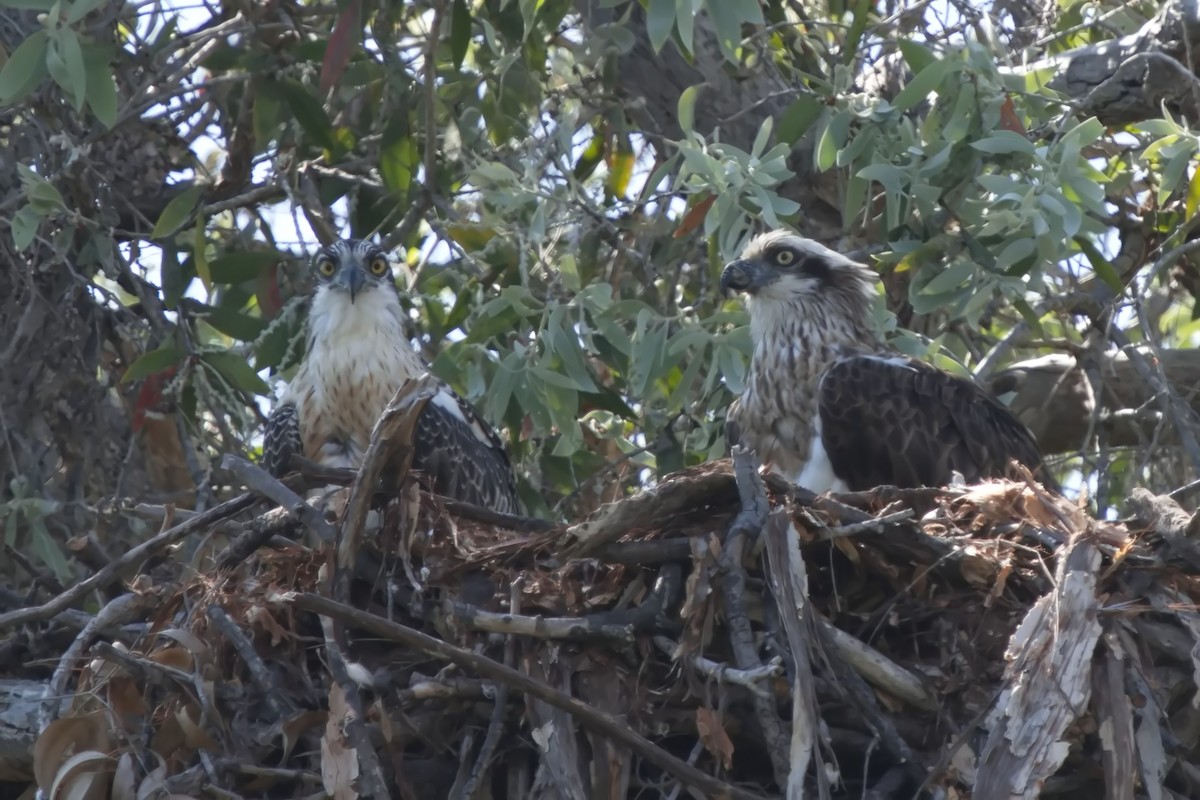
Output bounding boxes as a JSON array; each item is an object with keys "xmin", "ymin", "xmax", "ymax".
[
  {"xmin": 720, "ymin": 259, "xmax": 771, "ymax": 296},
  {"xmin": 332, "ymin": 261, "xmax": 368, "ymax": 303}
]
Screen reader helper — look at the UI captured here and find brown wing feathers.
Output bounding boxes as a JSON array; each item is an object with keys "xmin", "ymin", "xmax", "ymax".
[
  {"xmin": 411, "ymin": 391, "xmax": 523, "ymax": 515},
  {"xmin": 818, "ymin": 354, "xmax": 1055, "ymax": 492}
]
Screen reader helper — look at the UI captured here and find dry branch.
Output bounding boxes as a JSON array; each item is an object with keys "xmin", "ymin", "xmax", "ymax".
[
  {"xmin": 284, "ymin": 592, "xmax": 772, "ymax": 800},
  {"xmin": 4, "ymin": 454, "xmax": 1200, "ymax": 798},
  {"xmin": 974, "ymin": 528, "xmax": 1103, "ymax": 798},
  {"xmin": 0, "ymin": 491, "xmax": 255, "ymax": 632}
]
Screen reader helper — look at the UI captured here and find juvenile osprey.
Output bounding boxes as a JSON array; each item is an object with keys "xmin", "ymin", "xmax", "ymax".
[
  {"xmin": 720, "ymin": 230, "xmax": 1054, "ymax": 494},
  {"xmin": 263, "ymin": 239, "xmax": 523, "ymax": 514}
]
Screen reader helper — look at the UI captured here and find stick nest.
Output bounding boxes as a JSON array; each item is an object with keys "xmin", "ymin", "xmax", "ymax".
[{"xmin": 3, "ymin": 390, "xmax": 1199, "ymax": 799}]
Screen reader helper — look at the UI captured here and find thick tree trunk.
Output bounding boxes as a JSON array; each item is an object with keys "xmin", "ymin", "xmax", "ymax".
[{"xmin": 987, "ymin": 350, "xmax": 1200, "ymax": 457}]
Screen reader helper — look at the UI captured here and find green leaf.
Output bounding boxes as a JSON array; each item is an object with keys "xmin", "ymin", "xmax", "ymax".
[
  {"xmin": 897, "ymin": 39, "xmax": 936, "ymax": 74},
  {"xmin": 970, "ymin": 131, "xmax": 1036, "ymax": 155},
  {"xmin": 152, "ymin": 186, "xmax": 203, "ymax": 239},
  {"xmin": 0, "ymin": 29, "xmax": 48, "ymax": 105},
  {"xmin": 857, "ymin": 163, "xmax": 907, "ymax": 194},
  {"xmin": 67, "ymin": 0, "xmax": 110, "ymax": 23},
  {"xmin": 1186, "ymin": 162, "xmax": 1200, "ymax": 222},
  {"xmin": 202, "ymin": 351, "xmax": 271, "ymax": 395},
  {"xmin": 162, "ymin": 247, "xmax": 189, "ymax": 309},
  {"xmin": 485, "ymin": 358, "xmax": 518, "ymax": 426},
  {"xmin": 207, "ymin": 251, "xmax": 285, "ymax": 284},
  {"xmin": 1160, "ymin": 146, "xmax": 1194, "ymax": 204},
  {"xmin": 573, "ymin": 132, "xmax": 605, "ymax": 181},
  {"xmin": 717, "ymin": 344, "xmax": 747, "ymax": 394},
  {"xmin": 919, "ymin": 260, "xmax": 975, "ymax": 295},
  {"xmin": 529, "ymin": 365, "xmax": 585, "ymax": 391},
  {"xmin": 380, "ymin": 121, "xmax": 419, "ymax": 195},
  {"xmin": 122, "ymin": 346, "xmax": 186, "ymax": 383},
  {"xmin": 273, "ymin": 78, "xmax": 337, "ymax": 152},
  {"xmin": 675, "ymin": 0, "xmax": 696, "ymax": 53},
  {"xmin": 677, "ymin": 84, "xmax": 700, "ymax": 135},
  {"xmin": 995, "ymin": 238, "xmax": 1036, "ymax": 272},
  {"xmin": 255, "ymin": 314, "xmax": 303, "ymax": 372},
  {"xmin": 17, "ymin": 164, "xmax": 66, "ymax": 214},
  {"xmin": 750, "ymin": 115, "xmax": 773, "ymax": 159},
  {"xmin": 814, "ymin": 109, "xmax": 851, "ymax": 172},
  {"xmin": 30, "ymin": 521, "xmax": 73, "ymax": 585},
  {"xmin": 252, "ymin": 93, "xmax": 282, "ymax": 152},
  {"xmin": 1058, "ymin": 116, "xmax": 1105, "ymax": 152},
  {"xmin": 450, "ymin": 0, "xmax": 472, "ymax": 68},
  {"xmin": 777, "ymin": 95, "xmax": 823, "ymax": 146},
  {"xmin": 606, "ymin": 138, "xmax": 634, "ymax": 199},
  {"xmin": 842, "ymin": 0, "xmax": 871, "ymax": 64},
  {"xmin": 646, "ymin": 0, "xmax": 676, "ymax": 53},
  {"xmin": 47, "ymin": 28, "xmax": 86, "ymax": 111},
  {"xmin": 892, "ymin": 56, "xmax": 957, "ymax": 114},
  {"xmin": 84, "ymin": 62, "xmax": 118, "ymax": 128},
  {"xmin": 188, "ymin": 300, "xmax": 267, "ymax": 341},
  {"xmin": 193, "ymin": 218, "xmax": 211, "ymax": 291},
  {"xmin": 1075, "ymin": 235, "xmax": 1124, "ymax": 293},
  {"xmin": 1011, "ymin": 297, "xmax": 1045, "ymax": 339},
  {"xmin": 11, "ymin": 205, "xmax": 39, "ymax": 250}
]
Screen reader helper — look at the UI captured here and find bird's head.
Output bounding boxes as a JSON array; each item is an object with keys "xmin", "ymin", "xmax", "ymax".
[
  {"xmin": 312, "ymin": 239, "xmax": 395, "ymax": 304},
  {"xmin": 720, "ymin": 230, "xmax": 875, "ymax": 303}
]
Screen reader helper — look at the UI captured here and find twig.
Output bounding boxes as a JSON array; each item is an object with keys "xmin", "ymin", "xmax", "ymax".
[
  {"xmin": 718, "ymin": 447, "xmax": 790, "ymax": 786},
  {"xmin": 206, "ymin": 605, "xmax": 295, "ymax": 720},
  {"xmin": 594, "ymin": 538, "xmax": 692, "ymax": 564},
  {"xmin": 456, "ymin": 578, "xmax": 522, "ymax": 799},
  {"xmin": 93, "ymin": 641, "xmax": 227, "ymax": 746},
  {"xmin": 213, "ymin": 506, "xmax": 302, "ymax": 570},
  {"xmin": 4, "ymin": 545, "xmax": 65, "ymax": 597},
  {"xmin": 448, "ymin": 604, "xmax": 638, "ymax": 642},
  {"xmin": 40, "ymin": 592, "xmax": 153, "ymax": 734},
  {"xmin": 318, "ymin": 613, "xmax": 390, "ymax": 798},
  {"xmin": 814, "ymin": 508, "xmax": 915, "ymax": 540},
  {"xmin": 0, "ymin": 492, "xmax": 256, "ymax": 631},
  {"xmin": 816, "ymin": 619, "xmax": 936, "ymax": 711},
  {"xmin": 132, "ymin": 503, "xmax": 198, "ymax": 523},
  {"xmin": 562, "ymin": 464, "xmax": 740, "ymax": 556},
  {"xmin": 449, "ymin": 562, "xmax": 681, "ymax": 643},
  {"xmin": 1107, "ymin": 327, "xmax": 1200, "ymax": 474},
  {"xmin": 762, "ymin": 509, "xmax": 826, "ymax": 800},
  {"xmin": 283, "ymin": 592, "xmax": 772, "ymax": 800},
  {"xmin": 294, "ymin": 457, "xmax": 554, "ymax": 532},
  {"xmin": 333, "ymin": 374, "xmax": 438, "ymax": 605},
  {"xmin": 653, "ymin": 636, "xmax": 783, "ymax": 697},
  {"xmin": 815, "ymin": 620, "xmax": 926, "ymax": 787},
  {"xmin": 221, "ymin": 455, "xmax": 335, "ymax": 544}
]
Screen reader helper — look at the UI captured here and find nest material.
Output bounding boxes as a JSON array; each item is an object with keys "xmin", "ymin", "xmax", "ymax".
[{"xmin": 2, "ymin": 387, "xmax": 1200, "ymax": 799}]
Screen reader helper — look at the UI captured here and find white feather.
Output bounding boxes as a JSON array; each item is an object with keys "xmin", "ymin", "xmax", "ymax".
[
  {"xmin": 794, "ymin": 414, "xmax": 849, "ymax": 494},
  {"xmin": 431, "ymin": 389, "xmax": 495, "ymax": 447}
]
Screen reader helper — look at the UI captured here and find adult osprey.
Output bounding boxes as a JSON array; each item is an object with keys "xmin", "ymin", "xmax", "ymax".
[
  {"xmin": 719, "ymin": 230, "xmax": 1055, "ymax": 494},
  {"xmin": 263, "ymin": 239, "xmax": 523, "ymax": 514}
]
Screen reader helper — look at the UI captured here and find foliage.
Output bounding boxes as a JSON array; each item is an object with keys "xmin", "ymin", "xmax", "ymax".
[{"xmin": 1, "ymin": 0, "xmax": 1196, "ymax": 535}]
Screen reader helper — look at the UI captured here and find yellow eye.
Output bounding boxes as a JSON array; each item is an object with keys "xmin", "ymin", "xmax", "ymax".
[
  {"xmin": 369, "ymin": 257, "xmax": 389, "ymax": 276},
  {"xmin": 774, "ymin": 249, "xmax": 795, "ymax": 266},
  {"xmin": 317, "ymin": 257, "xmax": 336, "ymax": 277}
]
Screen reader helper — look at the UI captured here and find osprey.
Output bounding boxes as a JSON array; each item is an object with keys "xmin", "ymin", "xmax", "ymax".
[
  {"xmin": 720, "ymin": 230, "xmax": 1054, "ymax": 494},
  {"xmin": 263, "ymin": 239, "xmax": 523, "ymax": 514}
]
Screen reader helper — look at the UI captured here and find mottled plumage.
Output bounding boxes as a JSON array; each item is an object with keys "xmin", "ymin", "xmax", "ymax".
[
  {"xmin": 720, "ymin": 230, "xmax": 1055, "ymax": 493},
  {"xmin": 264, "ymin": 239, "xmax": 523, "ymax": 514}
]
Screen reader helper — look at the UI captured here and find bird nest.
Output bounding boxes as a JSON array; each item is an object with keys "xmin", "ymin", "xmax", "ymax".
[{"xmin": 3, "ymin": 385, "xmax": 1200, "ymax": 799}]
